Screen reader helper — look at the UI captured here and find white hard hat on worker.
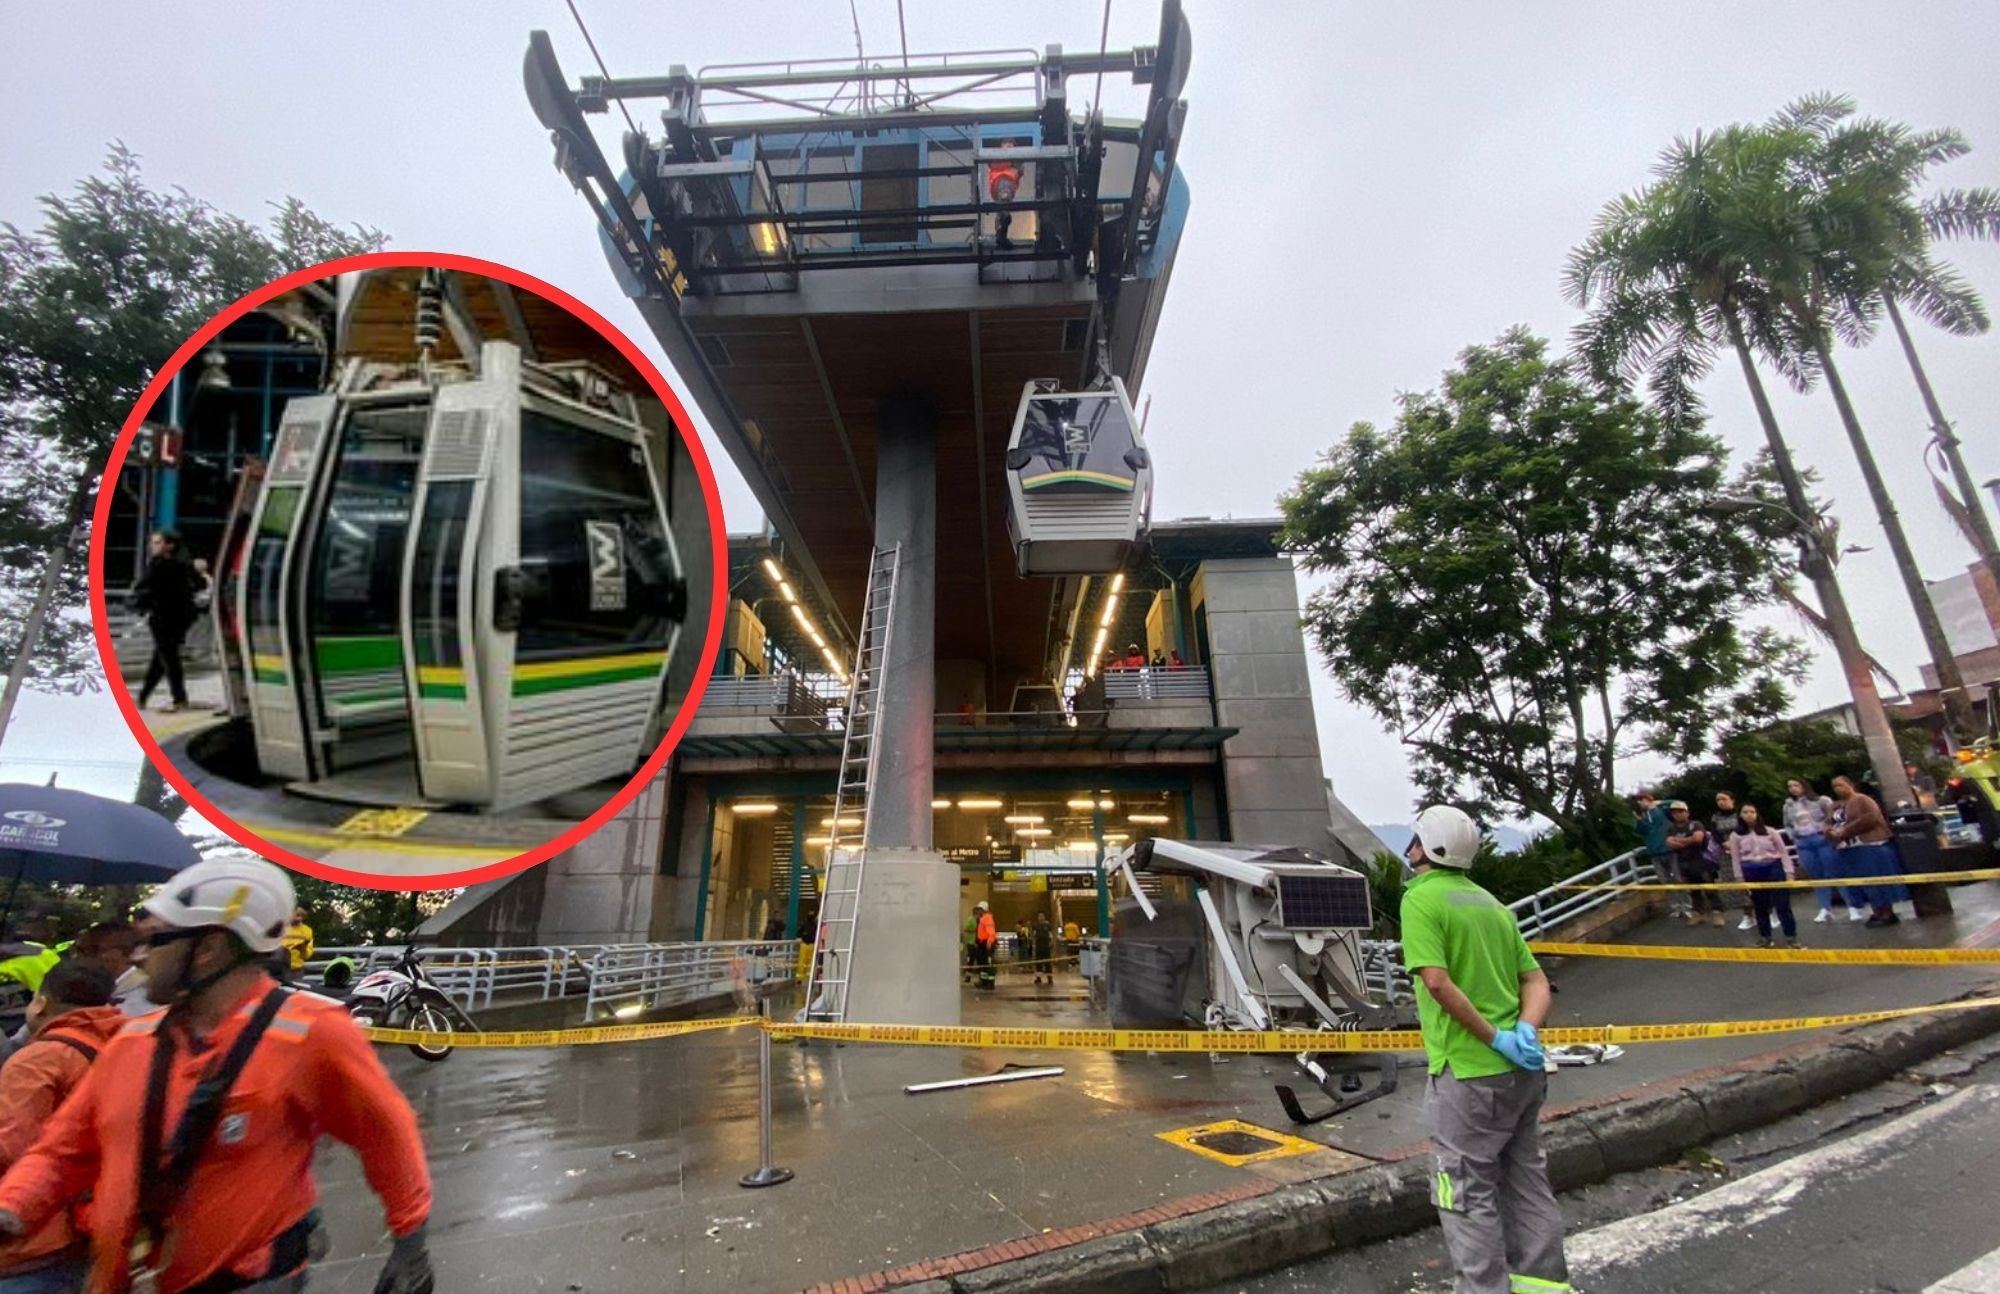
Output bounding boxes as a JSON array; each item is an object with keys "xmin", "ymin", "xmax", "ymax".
[
  {"xmin": 139, "ymin": 850, "xmax": 296, "ymax": 1002},
  {"xmin": 1408, "ymin": 805, "xmax": 1481, "ymax": 870}
]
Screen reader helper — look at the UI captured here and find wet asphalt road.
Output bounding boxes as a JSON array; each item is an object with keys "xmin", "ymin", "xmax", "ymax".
[
  {"xmin": 1205, "ymin": 1031, "xmax": 2000, "ymax": 1293},
  {"xmin": 288, "ymin": 886, "xmax": 2000, "ymax": 1292}
]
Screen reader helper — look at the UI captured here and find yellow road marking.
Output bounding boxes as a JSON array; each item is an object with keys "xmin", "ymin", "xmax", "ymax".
[
  {"xmin": 335, "ymin": 807, "xmax": 431, "ymax": 837},
  {"xmin": 244, "ymin": 821, "xmax": 516, "ymax": 861},
  {"xmin": 1156, "ymin": 1119, "xmax": 1328, "ymax": 1168}
]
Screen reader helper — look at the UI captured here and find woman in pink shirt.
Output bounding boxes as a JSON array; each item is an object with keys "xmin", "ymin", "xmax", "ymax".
[{"xmin": 1727, "ymin": 802, "xmax": 1799, "ymax": 948}]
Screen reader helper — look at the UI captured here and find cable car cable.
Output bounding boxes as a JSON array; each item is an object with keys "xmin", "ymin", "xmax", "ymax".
[{"xmin": 563, "ymin": 0, "xmax": 638, "ymax": 136}]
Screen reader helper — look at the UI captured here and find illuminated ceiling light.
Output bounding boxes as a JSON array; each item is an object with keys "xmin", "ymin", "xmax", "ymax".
[
  {"xmin": 957, "ymin": 798, "xmax": 1003, "ymax": 810},
  {"xmin": 1015, "ymin": 827, "xmax": 1052, "ymax": 838},
  {"xmin": 733, "ymin": 802, "xmax": 779, "ymax": 815},
  {"xmin": 1099, "ymin": 594, "xmax": 1120, "ymax": 629},
  {"xmin": 790, "ymin": 604, "xmax": 813, "ymax": 630},
  {"xmin": 779, "ymin": 579, "xmax": 798, "ymax": 604},
  {"xmin": 613, "ymin": 1003, "xmax": 645, "ymax": 1019},
  {"xmin": 808, "ymin": 630, "xmax": 826, "ymax": 648},
  {"xmin": 1003, "ymin": 814, "xmax": 1044, "ymax": 824},
  {"xmin": 931, "ymin": 798, "xmax": 951, "ymax": 809},
  {"xmin": 805, "ymin": 836, "xmax": 831, "ymax": 846},
  {"xmin": 1099, "ymin": 798, "xmax": 1115, "ymax": 809},
  {"xmin": 1066, "ymin": 798, "xmax": 1096, "ymax": 810},
  {"xmin": 821, "ymin": 816, "xmax": 862, "ymax": 828},
  {"xmin": 1104, "ymin": 832, "xmax": 1129, "ymax": 843},
  {"xmin": 1128, "ymin": 813, "xmax": 1170, "ymax": 824},
  {"xmin": 1111, "ymin": 572, "xmax": 1126, "ymax": 593},
  {"xmin": 821, "ymin": 646, "xmax": 846, "ymax": 676},
  {"xmin": 1065, "ymin": 840, "xmax": 1097, "ymax": 852},
  {"xmin": 761, "ymin": 558, "xmax": 783, "ymax": 583}
]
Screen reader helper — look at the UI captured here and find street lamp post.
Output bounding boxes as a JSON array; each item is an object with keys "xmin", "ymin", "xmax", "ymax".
[{"xmin": 1709, "ymin": 493, "xmax": 1916, "ymax": 810}]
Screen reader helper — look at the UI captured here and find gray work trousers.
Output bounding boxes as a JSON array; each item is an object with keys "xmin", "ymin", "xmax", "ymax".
[
  {"xmin": 1426, "ymin": 1067, "xmax": 1570, "ymax": 1294},
  {"xmin": 1648, "ymin": 851, "xmax": 1686, "ymax": 916}
]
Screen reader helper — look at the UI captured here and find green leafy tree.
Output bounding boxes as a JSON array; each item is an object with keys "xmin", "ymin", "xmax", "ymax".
[
  {"xmin": 1566, "ymin": 122, "xmax": 1915, "ymax": 808},
  {"xmin": 288, "ymin": 876, "xmax": 456, "ymax": 947},
  {"xmin": 0, "ymin": 144, "xmax": 383, "ymax": 734},
  {"xmin": 1281, "ymin": 329, "xmax": 1804, "ymax": 856},
  {"xmin": 1655, "ymin": 716, "xmax": 1939, "ymax": 823}
]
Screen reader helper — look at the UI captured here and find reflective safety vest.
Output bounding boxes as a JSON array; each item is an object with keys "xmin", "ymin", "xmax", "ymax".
[
  {"xmin": 975, "ymin": 912, "xmax": 996, "ymax": 947},
  {"xmin": 0, "ymin": 945, "xmax": 60, "ymax": 995}
]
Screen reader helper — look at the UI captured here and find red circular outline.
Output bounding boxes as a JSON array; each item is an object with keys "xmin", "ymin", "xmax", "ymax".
[{"xmin": 89, "ymin": 250, "xmax": 728, "ymax": 891}]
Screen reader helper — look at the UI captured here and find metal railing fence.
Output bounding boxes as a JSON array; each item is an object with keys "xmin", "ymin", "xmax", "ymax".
[
  {"xmin": 583, "ymin": 941, "xmax": 798, "ymax": 1020},
  {"xmin": 1101, "ymin": 666, "xmax": 1211, "ymax": 701},
  {"xmin": 306, "ymin": 940, "xmax": 800, "ymax": 1017},
  {"xmin": 1361, "ymin": 846, "xmax": 1655, "ymax": 1005}
]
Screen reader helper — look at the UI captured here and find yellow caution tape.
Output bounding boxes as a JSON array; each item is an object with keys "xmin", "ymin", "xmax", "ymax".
[
  {"xmin": 362, "ymin": 1015, "xmax": 757, "ymax": 1048},
  {"xmin": 1559, "ymin": 867, "xmax": 2000, "ymax": 891},
  {"xmin": 360, "ymin": 997, "xmax": 2000, "ymax": 1052},
  {"xmin": 771, "ymin": 995, "xmax": 2000, "ymax": 1052},
  {"xmin": 1528, "ymin": 940, "xmax": 2000, "ymax": 965}
]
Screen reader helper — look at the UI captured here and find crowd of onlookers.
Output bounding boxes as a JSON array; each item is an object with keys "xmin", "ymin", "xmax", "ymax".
[{"xmin": 1632, "ymin": 773, "xmax": 1926, "ymax": 946}]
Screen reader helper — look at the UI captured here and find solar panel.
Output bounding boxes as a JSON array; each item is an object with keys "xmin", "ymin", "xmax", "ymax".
[{"xmin": 1273, "ymin": 871, "xmax": 1373, "ymax": 931}]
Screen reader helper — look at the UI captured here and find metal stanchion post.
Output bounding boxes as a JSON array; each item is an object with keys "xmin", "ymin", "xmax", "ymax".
[{"xmin": 739, "ymin": 993, "xmax": 794, "ymax": 1189}]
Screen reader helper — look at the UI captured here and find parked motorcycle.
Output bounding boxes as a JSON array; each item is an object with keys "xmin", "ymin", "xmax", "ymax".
[{"xmin": 346, "ymin": 944, "xmax": 472, "ymax": 1062}]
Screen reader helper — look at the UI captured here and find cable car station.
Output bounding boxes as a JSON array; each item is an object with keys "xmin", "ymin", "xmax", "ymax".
[{"xmin": 446, "ymin": 3, "xmax": 1384, "ymax": 1022}]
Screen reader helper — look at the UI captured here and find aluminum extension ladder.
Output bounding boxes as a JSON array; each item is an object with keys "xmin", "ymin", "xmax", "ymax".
[{"xmin": 802, "ymin": 544, "xmax": 901, "ymax": 1022}]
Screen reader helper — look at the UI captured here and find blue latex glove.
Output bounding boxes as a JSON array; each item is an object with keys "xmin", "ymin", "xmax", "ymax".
[
  {"xmin": 1490, "ymin": 1023, "xmax": 1544, "ymax": 1071},
  {"xmin": 1516, "ymin": 1021, "xmax": 1547, "ymax": 1070}
]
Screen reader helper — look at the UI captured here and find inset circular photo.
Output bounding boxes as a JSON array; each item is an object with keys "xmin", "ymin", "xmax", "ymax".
[{"xmin": 91, "ymin": 253, "xmax": 725, "ymax": 887}]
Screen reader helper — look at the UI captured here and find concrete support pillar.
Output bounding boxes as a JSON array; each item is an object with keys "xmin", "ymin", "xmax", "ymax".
[
  {"xmin": 869, "ymin": 397, "xmax": 938, "ymax": 850},
  {"xmin": 842, "ymin": 397, "xmax": 957, "ymax": 1025}
]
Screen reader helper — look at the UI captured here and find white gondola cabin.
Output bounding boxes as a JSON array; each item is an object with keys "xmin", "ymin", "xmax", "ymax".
[{"xmin": 1003, "ymin": 378, "xmax": 1152, "ymax": 576}]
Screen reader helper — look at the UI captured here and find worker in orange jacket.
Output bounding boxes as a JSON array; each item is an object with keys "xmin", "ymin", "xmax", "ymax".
[
  {"xmin": 0, "ymin": 853, "xmax": 435, "ymax": 1294},
  {"xmin": 973, "ymin": 901, "xmax": 998, "ymax": 991},
  {"xmin": 0, "ymin": 959, "xmax": 126, "ymax": 1288}
]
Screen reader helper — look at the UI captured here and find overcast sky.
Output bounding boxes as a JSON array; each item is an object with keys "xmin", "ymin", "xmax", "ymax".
[{"xmin": 4, "ymin": 2, "xmax": 1997, "ymax": 826}]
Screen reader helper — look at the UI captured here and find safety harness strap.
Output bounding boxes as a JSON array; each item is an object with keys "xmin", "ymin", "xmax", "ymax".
[{"xmin": 131, "ymin": 987, "xmax": 290, "ymax": 1280}]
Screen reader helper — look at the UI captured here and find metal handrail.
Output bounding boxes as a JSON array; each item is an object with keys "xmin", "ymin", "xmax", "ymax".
[
  {"xmin": 700, "ymin": 673, "xmax": 831, "ymax": 715},
  {"xmin": 304, "ymin": 944, "xmax": 616, "ymax": 1011},
  {"xmin": 1361, "ymin": 846, "xmax": 1655, "ymax": 1006},
  {"xmin": 1102, "ymin": 667, "xmax": 1210, "ymax": 701},
  {"xmin": 585, "ymin": 941, "xmax": 798, "ymax": 1020}
]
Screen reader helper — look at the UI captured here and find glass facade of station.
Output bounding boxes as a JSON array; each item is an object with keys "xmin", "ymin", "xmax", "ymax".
[{"xmin": 694, "ymin": 781, "xmax": 1198, "ymax": 944}]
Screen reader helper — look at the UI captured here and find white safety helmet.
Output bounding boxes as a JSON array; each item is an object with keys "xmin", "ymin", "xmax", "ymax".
[
  {"xmin": 975, "ymin": 900, "xmax": 990, "ymax": 911},
  {"xmin": 143, "ymin": 852, "xmax": 296, "ymax": 954},
  {"xmin": 1410, "ymin": 805, "xmax": 1481, "ymax": 869}
]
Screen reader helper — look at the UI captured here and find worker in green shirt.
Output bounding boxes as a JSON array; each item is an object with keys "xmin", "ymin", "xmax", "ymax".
[{"xmin": 1400, "ymin": 805, "xmax": 1569, "ymax": 1294}]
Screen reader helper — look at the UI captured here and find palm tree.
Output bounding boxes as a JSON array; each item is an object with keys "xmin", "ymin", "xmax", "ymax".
[
  {"xmin": 1564, "ymin": 124, "xmax": 1916, "ymax": 809},
  {"xmin": 1773, "ymin": 96, "xmax": 2000, "ymax": 614},
  {"xmin": 1756, "ymin": 97, "xmax": 1986, "ymax": 740}
]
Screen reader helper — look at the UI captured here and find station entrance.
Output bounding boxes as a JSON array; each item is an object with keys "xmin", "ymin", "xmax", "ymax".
[{"xmin": 694, "ymin": 781, "xmax": 1199, "ymax": 948}]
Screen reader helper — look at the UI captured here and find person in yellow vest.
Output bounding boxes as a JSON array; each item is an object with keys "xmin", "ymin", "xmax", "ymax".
[
  {"xmin": 0, "ymin": 918, "xmax": 63, "ymax": 997},
  {"xmin": 282, "ymin": 906, "xmax": 315, "ymax": 976}
]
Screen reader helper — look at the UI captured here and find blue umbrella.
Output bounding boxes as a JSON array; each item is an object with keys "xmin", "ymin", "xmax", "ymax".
[{"xmin": 0, "ymin": 784, "xmax": 202, "ymax": 913}]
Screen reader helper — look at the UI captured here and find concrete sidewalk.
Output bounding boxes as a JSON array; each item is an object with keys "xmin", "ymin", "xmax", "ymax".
[{"xmin": 299, "ymin": 882, "xmax": 2000, "ymax": 1293}]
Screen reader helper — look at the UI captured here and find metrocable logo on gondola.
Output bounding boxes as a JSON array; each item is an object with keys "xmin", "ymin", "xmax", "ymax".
[
  {"xmin": 0, "ymin": 810, "xmax": 65, "ymax": 847},
  {"xmin": 587, "ymin": 520, "xmax": 627, "ymax": 612}
]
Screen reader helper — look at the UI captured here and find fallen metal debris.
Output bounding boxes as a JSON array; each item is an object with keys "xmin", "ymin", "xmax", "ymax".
[{"xmin": 904, "ymin": 1065, "xmax": 1065, "ymax": 1095}]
